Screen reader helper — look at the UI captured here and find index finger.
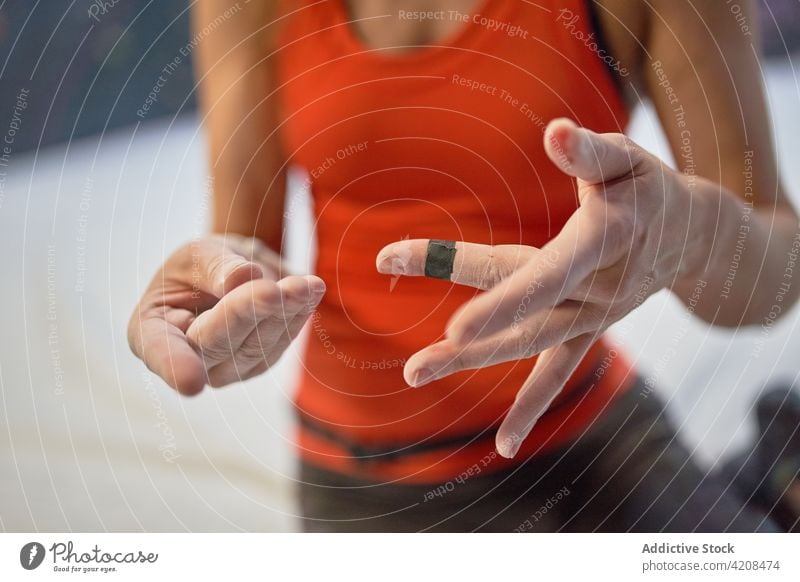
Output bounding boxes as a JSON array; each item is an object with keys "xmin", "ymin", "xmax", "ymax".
[
  {"xmin": 129, "ymin": 309, "xmax": 206, "ymax": 396},
  {"xmin": 376, "ymin": 239, "xmax": 537, "ymax": 290},
  {"xmin": 187, "ymin": 275, "xmax": 324, "ymax": 366},
  {"xmin": 446, "ymin": 210, "xmax": 605, "ymax": 345}
]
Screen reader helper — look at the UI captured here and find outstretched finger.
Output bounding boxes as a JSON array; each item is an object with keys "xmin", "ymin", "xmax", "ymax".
[
  {"xmin": 495, "ymin": 333, "xmax": 596, "ymax": 458},
  {"xmin": 446, "ymin": 207, "xmax": 607, "ymax": 345},
  {"xmin": 376, "ymin": 239, "xmax": 538, "ymax": 290},
  {"xmin": 405, "ymin": 301, "xmax": 601, "ymax": 387},
  {"xmin": 187, "ymin": 275, "xmax": 325, "ymax": 367},
  {"xmin": 130, "ymin": 311, "xmax": 207, "ymax": 396},
  {"xmin": 206, "ymin": 302, "xmax": 316, "ymax": 387}
]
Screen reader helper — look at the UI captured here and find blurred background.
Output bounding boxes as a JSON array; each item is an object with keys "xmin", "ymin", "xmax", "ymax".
[{"xmin": 1, "ymin": 1, "xmax": 800, "ymax": 532}]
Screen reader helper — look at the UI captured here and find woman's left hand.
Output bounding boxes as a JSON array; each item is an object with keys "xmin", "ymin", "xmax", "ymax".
[{"xmin": 376, "ymin": 118, "xmax": 705, "ymax": 458}]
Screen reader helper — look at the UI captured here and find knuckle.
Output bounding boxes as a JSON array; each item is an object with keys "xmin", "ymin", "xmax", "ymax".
[
  {"xmin": 623, "ymin": 270, "xmax": 655, "ymax": 304},
  {"xmin": 577, "ymin": 303, "xmax": 603, "ymax": 330},
  {"xmin": 619, "ymin": 276, "xmax": 640, "ymax": 303},
  {"xmin": 612, "ymin": 135, "xmax": 647, "ymax": 171},
  {"xmin": 200, "ymin": 342, "xmax": 235, "ymax": 363},
  {"xmin": 250, "ymin": 280, "xmax": 281, "ymax": 311},
  {"xmin": 515, "ymin": 328, "xmax": 539, "ymax": 359},
  {"xmin": 479, "ymin": 252, "xmax": 509, "ymax": 290},
  {"xmin": 449, "ymin": 349, "xmax": 468, "ymax": 373},
  {"xmin": 218, "ymin": 305, "xmax": 253, "ymax": 335},
  {"xmin": 606, "ymin": 211, "xmax": 637, "ymax": 253},
  {"xmin": 585, "ymin": 277, "xmax": 617, "ymax": 301},
  {"xmin": 236, "ymin": 341, "xmax": 268, "ymax": 364},
  {"xmin": 620, "ymin": 135, "xmax": 637, "ymax": 150},
  {"xmin": 204, "ymin": 253, "xmax": 227, "ymax": 283},
  {"xmin": 619, "ymin": 135, "xmax": 639, "ymax": 157},
  {"xmin": 636, "ymin": 165, "xmax": 661, "ymax": 194},
  {"xmin": 191, "ymin": 326, "xmax": 234, "ymax": 363}
]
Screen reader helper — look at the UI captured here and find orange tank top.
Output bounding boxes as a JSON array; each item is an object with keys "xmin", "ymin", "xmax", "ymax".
[{"xmin": 277, "ymin": 0, "xmax": 635, "ymax": 483}]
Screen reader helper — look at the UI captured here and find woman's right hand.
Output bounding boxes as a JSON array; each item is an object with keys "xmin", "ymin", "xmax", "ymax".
[{"xmin": 128, "ymin": 235, "xmax": 325, "ymax": 395}]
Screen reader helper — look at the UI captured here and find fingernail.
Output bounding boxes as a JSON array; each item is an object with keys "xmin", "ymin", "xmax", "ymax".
[
  {"xmin": 497, "ymin": 433, "xmax": 522, "ymax": 459},
  {"xmin": 411, "ymin": 367, "xmax": 434, "ymax": 388},
  {"xmin": 377, "ymin": 254, "xmax": 407, "ymax": 275},
  {"xmin": 376, "ymin": 255, "xmax": 394, "ymax": 274},
  {"xmin": 575, "ymin": 129, "xmax": 591, "ymax": 161},
  {"xmin": 497, "ymin": 441, "xmax": 519, "ymax": 459},
  {"xmin": 377, "ymin": 241, "xmax": 414, "ymax": 275},
  {"xmin": 310, "ymin": 279, "xmax": 326, "ymax": 296}
]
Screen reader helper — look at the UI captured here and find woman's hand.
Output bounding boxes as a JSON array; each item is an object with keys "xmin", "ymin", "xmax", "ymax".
[
  {"xmin": 128, "ymin": 234, "xmax": 326, "ymax": 395},
  {"xmin": 377, "ymin": 118, "xmax": 706, "ymax": 458}
]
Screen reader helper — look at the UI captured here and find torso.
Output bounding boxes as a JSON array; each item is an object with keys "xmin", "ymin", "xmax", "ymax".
[
  {"xmin": 276, "ymin": 0, "xmax": 637, "ymax": 483},
  {"xmin": 343, "ymin": 0, "xmax": 648, "ymax": 107}
]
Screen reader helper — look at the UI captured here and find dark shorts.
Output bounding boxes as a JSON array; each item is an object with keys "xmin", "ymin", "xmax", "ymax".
[{"xmin": 297, "ymin": 379, "xmax": 779, "ymax": 532}]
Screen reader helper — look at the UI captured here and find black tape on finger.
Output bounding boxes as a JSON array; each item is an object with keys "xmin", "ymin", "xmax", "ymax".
[{"xmin": 424, "ymin": 239, "xmax": 457, "ymax": 280}]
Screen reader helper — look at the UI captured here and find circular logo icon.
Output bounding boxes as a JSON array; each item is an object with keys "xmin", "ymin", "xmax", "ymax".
[{"xmin": 20, "ymin": 542, "xmax": 45, "ymax": 570}]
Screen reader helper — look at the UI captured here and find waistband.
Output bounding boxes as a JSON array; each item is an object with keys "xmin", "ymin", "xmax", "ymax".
[{"xmin": 296, "ymin": 364, "xmax": 602, "ymax": 467}]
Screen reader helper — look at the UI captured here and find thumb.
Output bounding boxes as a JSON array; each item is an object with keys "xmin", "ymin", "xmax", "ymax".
[
  {"xmin": 544, "ymin": 118, "xmax": 644, "ymax": 185},
  {"xmin": 194, "ymin": 239, "xmax": 264, "ymax": 297}
]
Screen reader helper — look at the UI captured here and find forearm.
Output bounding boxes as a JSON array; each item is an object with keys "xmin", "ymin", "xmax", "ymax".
[
  {"xmin": 674, "ymin": 178, "xmax": 800, "ymax": 327},
  {"xmin": 193, "ymin": 0, "xmax": 286, "ymax": 253}
]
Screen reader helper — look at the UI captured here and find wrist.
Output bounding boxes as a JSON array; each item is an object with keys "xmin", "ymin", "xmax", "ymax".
[{"xmin": 670, "ymin": 173, "xmax": 719, "ymax": 292}]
